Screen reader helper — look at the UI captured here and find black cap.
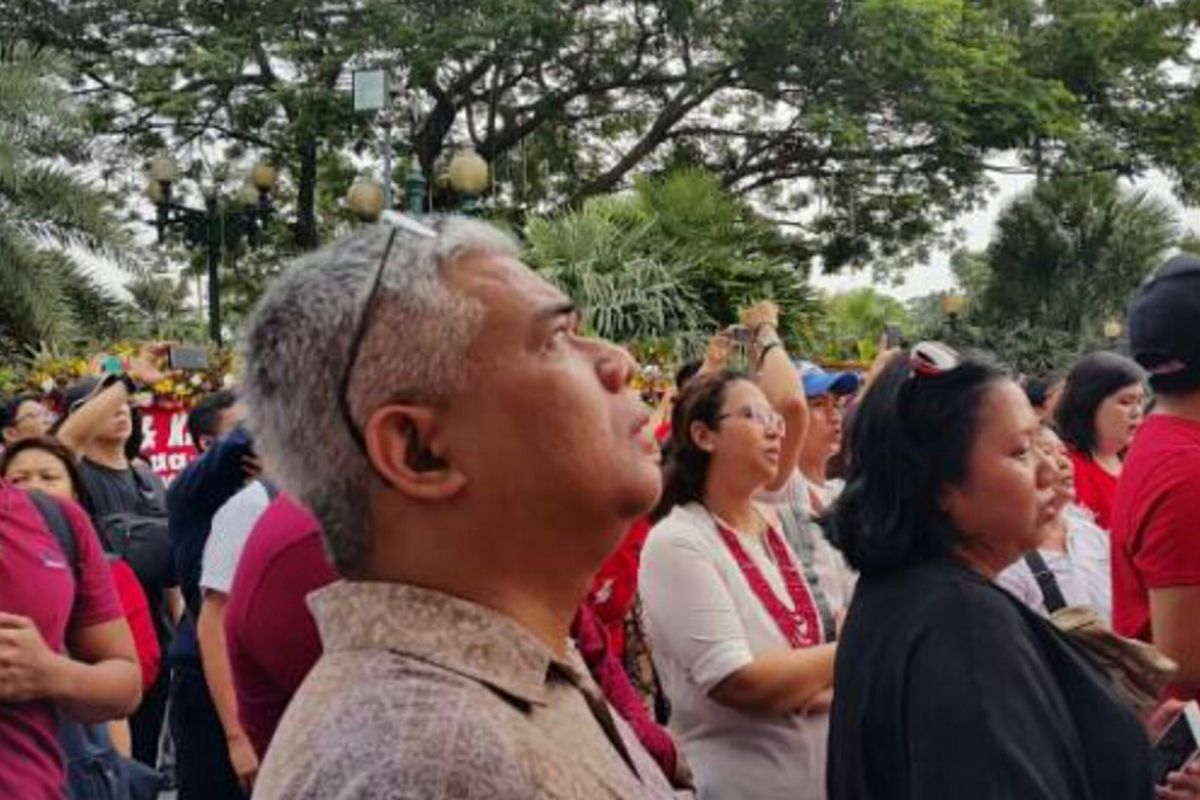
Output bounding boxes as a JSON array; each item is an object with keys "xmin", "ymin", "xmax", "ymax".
[
  {"xmin": 62, "ymin": 377, "xmax": 102, "ymax": 416},
  {"xmin": 1128, "ymin": 254, "xmax": 1200, "ymax": 394}
]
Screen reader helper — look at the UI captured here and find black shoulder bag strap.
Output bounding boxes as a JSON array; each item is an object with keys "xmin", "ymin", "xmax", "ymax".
[
  {"xmin": 1024, "ymin": 550, "xmax": 1068, "ymax": 614},
  {"xmin": 27, "ymin": 490, "xmax": 81, "ymax": 582}
]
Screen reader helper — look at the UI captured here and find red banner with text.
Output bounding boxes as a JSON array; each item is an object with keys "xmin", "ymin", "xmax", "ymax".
[{"xmin": 140, "ymin": 405, "xmax": 199, "ymax": 483}]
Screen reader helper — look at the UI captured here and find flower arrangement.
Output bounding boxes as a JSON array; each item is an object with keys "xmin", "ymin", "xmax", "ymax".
[{"xmin": 5, "ymin": 342, "xmax": 238, "ymax": 412}]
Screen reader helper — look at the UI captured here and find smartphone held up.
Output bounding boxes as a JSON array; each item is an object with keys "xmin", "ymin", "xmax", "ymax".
[{"xmin": 1153, "ymin": 701, "xmax": 1200, "ymax": 788}]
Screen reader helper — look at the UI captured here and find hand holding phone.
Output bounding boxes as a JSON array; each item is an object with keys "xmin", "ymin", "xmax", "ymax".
[
  {"xmin": 725, "ymin": 325, "xmax": 754, "ymax": 345},
  {"xmin": 1153, "ymin": 700, "xmax": 1200, "ymax": 788},
  {"xmin": 169, "ymin": 345, "xmax": 210, "ymax": 371},
  {"xmin": 883, "ymin": 322, "xmax": 902, "ymax": 350}
]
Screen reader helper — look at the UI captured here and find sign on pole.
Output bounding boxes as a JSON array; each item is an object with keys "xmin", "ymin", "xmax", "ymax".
[{"xmin": 352, "ymin": 69, "xmax": 387, "ymax": 112}]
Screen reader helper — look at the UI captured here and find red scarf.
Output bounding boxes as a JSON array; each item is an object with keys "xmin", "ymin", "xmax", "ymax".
[{"xmin": 712, "ymin": 514, "xmax": 824, "ymax": 648}]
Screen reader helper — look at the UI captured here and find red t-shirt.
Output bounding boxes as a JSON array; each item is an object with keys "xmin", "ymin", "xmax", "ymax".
[
  {"xmin": 226, "ymin": 492, "xmax": 335, "ymax": 759},
  {"xmin": 109, "ymin": 559, "xmax": 160, "ymax": 691},
  {"xmin": 588, "ymin": 518, "xmax": 653, "ymax": 656},
  {"xmin": 1112, "ymin": 415, "xmax": 1200, "ymax": 700},
  {"xmin": 1068, "ymin": 449, "xmax": 1120, "ymax": 531},
  {"xmin": 0, "ymin": 484, "xmax": 123, "ymax": 800}
]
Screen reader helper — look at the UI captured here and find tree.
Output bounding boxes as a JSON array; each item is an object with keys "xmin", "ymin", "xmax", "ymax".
[
  {"xmin": 16, "ymin": 0, "xmax": 1200, "ymax": 273},
  {"xmin": 977, "ymin": 173, "xmax": 1176, "ymax": 336},
  {"xmin": 524, "ymin": 168, "xmax": 818, "ymax": 356},
  {"xmin": 0, "ymin": 42, "xmax": 131, "ymax": 359},
  {"xmin": 912, "ymin": 173, "xmax": 1177, "ymax": 374},
  {"xmin": 809, "ymin": 288, "xmax": 911, "ymax": 363},
  {"xmin": 125, "ymin": 271, "xmax": 204, "ymax": 341}
]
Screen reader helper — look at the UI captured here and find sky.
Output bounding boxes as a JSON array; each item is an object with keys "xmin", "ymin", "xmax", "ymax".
[{"xmin": 811, "ymin": 166, "xmax": 1200, "ymax": 302}]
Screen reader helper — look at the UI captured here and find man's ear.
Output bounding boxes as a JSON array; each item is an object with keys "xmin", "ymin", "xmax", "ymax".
[{"xmin": 362, "ymin": 404, "xmax": 467, "ymax": 500}]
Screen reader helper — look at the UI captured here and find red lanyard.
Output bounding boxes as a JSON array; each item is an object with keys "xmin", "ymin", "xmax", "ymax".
[{"xmin": 710, "ymin": 512, "xmax": 824, "ymax": 648}]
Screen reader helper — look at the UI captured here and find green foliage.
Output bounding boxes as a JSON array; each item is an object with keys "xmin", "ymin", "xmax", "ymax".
[
  {"xmin": 976, "ymin": 174, "xmax": 1176, "ymax": 334},
  {"xmin": 125, "ymin": 272, "xmax": 205, "ymax": 341},
  {"xmin": 918, "ymin": 173, "xmax": 1178, "ymax": 374},
  {"xmin": 524, "ymin": 169, "xmax": 818, "ymax": 357},
  {"xmin": 809, "ymin": 288, "xmax": 912, "ymax": 363},
  {"xmin": 0, "ymin": 42, "xmax": 132, "ymax": 360},
  {"xmin": 17, "ymin": 0, "xmax": 1200, "ymax": 276}
]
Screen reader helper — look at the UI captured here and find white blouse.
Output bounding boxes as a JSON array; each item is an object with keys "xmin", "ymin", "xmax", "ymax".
[
  {"xmin": 639, "ymin": 503, "xmax": 840, "ymax": 800},
  {"xmin": 996, "ymin": 503, "xmax": 1112, "ymax": 626}
]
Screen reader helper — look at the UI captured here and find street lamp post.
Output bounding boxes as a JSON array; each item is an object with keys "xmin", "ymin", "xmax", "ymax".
[{"xmin": 146, "ymin": 155, "xmax": 278, "ymax": 347}]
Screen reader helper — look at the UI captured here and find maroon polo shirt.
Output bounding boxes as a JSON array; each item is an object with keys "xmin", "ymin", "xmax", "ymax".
[
  {"xmin": 225, "ymin": 492, "xmax": 336, "ymax": 758},
  {"xmin": 0, "ymin": 484, "xmax": 123, "ymax": 800}
]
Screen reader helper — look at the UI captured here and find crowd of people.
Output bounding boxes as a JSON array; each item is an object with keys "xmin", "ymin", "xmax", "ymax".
[{"xmin": 3, "ymin": 217, "xmax": 1200, "ymax": 799}]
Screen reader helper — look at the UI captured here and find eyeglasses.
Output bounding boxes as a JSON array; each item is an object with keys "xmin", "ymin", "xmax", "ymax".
[
  {"xmin": 337, "ymin": 213, "xmax": 438, "ymax": 457},
  {"xmin": 909, "ymin": 341, "xmax": 962, "ymax": 378},
  {"xmin": 717, "ymin": 405, "xmax": 786, "ymax": 434},
  {"xmin": 12, "ymin": 408, "xmax": 54, "ymax": 426}
]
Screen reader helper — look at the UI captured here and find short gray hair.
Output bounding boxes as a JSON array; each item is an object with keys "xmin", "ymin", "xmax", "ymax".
[{"xmin": 241, "ymin": 218, "xmax": 519, "ymax": 575}]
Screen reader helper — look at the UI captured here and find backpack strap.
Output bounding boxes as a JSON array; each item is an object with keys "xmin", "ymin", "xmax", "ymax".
[
  {"xmin": 130, "ymin": 462, "xmax": 166, "ymax": 506},
  {"xmin": 1024, "ymin": 550, "xmax": 1068, "ymax": 614},
  {"xmin": 27, "ymin": 490, "xmax": 81, "ymax": 582}
]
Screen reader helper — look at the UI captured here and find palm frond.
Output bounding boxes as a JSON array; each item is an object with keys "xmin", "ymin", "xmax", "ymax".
[{"xmin": 0, "ymin": 41, "xmax": 139, "ymax": 353}]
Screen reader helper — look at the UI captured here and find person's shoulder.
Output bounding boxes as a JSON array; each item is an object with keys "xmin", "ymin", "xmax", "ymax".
[
  {"xmin": 1123, "ymin": 427, "xmax": 1200, "ymax": 502},
  {"xmin": 1128, "ymin": 416, "xmax": 1200, "ymax": 468},
  {"xmin": 213, "ymin": 480, "xmax": 270, "ymax": 524},
  {"xmin": 240, "ymin": 499, "xmax": 326, "ymax": 578},
  {"xmin": 258, "ymin": 655, "xmax": 534, "ymax": 799},
  {"xmin": 863, "ymin": 561, "xmax": 1024, "ymax": 626},
  {"xmin": 644, "ymin": 504, "xmax": 716, "ymax": 554}
]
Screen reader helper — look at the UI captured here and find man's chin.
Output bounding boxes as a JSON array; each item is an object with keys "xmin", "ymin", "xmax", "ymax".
[{"xmin": 614, "ymin": 473, "xmax": 663, "ymax": 521}]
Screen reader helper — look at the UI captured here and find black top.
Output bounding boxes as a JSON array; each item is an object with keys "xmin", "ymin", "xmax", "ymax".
[
  {"xmin": 77, "ymin": 458, "xmax": 173, "ymax": 643},
  {"xmin": 827, "ymin": 559, "xmax": 1152, "ymax": 800},
  {"xmin": 165, "ymin": 426, "xmax": 255, "ymax": 665},
  {"xmin": 77, "ymin": 458, "xmax": 166, "ymax": 521}
]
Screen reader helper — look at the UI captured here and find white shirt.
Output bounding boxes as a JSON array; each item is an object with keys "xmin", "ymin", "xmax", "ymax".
[
  {"xmin": 639, "ymin": 503, "xmax": 838, "ymax": 800},
  {"xmin": 199, "ymin": 480, "xmax": 272, "ymax": 595},
  {"xmin": 760, "ymin": 469, "xmax": 857, "ymax": 611},
  {"xmin": 996, "ymin": 504, "xmax": 1112, "ymax": 626}
]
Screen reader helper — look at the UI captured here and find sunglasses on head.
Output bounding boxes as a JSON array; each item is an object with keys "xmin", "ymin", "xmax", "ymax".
[
  {"xmin": 337, "ymin": 213, "xmax": 438, "ymax": 457},
  {"xmin": 909, "ymin": 341, "xmax": 962, "ymax": 378}
]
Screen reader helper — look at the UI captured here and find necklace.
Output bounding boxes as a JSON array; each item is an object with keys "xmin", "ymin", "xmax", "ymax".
[{"xmin": 707, "ymin": 506, "xmax": 825, "ymax": 648}]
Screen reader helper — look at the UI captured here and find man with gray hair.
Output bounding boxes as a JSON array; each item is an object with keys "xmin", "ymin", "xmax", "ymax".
[{"xmin": 243, "ymin": 217, "xmax": 683, "ymax": 798}]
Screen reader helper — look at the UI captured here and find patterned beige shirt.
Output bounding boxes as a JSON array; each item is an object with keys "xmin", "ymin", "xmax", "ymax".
[{"xmin": 253, "ymin": 581, "xmax": 690, "ymax": 799}]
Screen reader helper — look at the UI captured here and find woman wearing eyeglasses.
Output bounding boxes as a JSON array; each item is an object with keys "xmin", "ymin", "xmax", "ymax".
[
  {"xmin": 1, "ymin": 393, "xmax": 55, "ymax": 449},
  {"xmin": 640, "ymin": 304, "xmax": 846, "ymax": 800},
  {"xmin": 826, "ymin": 343, "xmax": 1200, "ymax": 799}
]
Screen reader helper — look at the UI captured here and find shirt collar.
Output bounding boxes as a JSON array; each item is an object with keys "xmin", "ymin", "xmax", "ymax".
[{"xmin": 308, "ymin": 581, "xmax": 588, "ymax": 706}]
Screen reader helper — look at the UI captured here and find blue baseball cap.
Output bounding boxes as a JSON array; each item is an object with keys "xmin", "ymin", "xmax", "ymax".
[{"xmin": 798, "ymin": 361, "xmax": 861, "ymax": 398}]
